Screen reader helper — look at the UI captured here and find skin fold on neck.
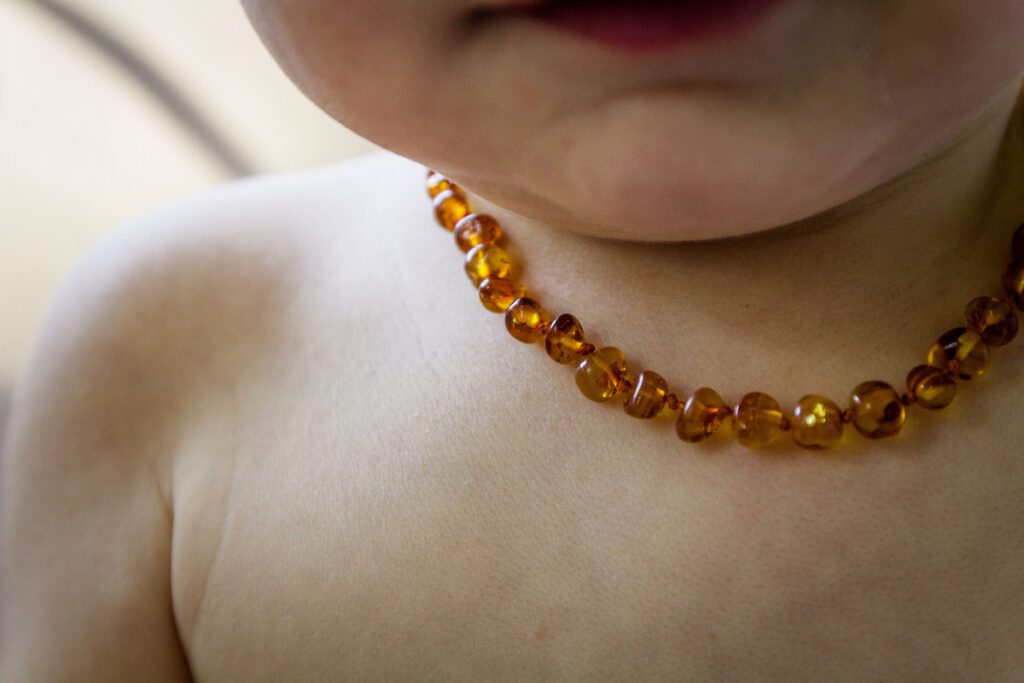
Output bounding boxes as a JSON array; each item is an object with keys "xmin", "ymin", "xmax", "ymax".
[{"xmin": 462, "ymin": 84, "xmax": 1024, "ymax": 405}]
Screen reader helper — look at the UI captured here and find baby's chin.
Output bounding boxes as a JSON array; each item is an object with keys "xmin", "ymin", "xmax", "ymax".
[
  {"xmin": 542, "ymin": 176, "xmax": 825, "ymax": 243},
  {"xmin": 454, "ymin": 114, "xmax": 877, "ymax": 242},
  {"xmin": 464, "ymin": 180, "xmax": 806, "ymax": 244},
  {"xmin": 463, "ymin": 154, "xmax": 858, "ymax": 244}
]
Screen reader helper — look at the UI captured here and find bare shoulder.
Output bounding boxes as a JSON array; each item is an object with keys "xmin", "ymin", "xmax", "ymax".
[
  {"xmin": 45, "ymin": 150, "xmax": 431, "ymax": 416},
  {"xmin": 0, "ymin": 150, "xmax": 433, "ymax": 680},
  {"xmin": 83, "ymin": 149, "xmax": 425, "ymax": 330}
]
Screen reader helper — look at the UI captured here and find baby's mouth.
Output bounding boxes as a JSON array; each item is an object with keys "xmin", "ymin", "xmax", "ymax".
[{"xmin": 483, "ymin": 0, "xmax": 790, "ymax": 53}]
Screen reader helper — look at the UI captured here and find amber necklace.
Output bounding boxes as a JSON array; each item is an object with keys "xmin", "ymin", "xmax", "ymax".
[{"xmin": 424, "ymin": 158, "xmax": 1024, "ymax": 451}]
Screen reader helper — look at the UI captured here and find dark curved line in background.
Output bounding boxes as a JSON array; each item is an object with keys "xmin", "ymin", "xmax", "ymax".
[{"xmin": 23, "ymin": 0, "xmax": 257, "ymax": 178}]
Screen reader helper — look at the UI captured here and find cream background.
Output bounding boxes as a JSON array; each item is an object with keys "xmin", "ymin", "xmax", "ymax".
[{"xmin": 0, "ymin": 0, "xmax": 374, "ymax": 401}]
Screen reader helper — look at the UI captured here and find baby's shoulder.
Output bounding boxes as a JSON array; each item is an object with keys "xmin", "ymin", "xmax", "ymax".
[
  {"xmin": 118, "ymin": 151, "xmax": 421, "ymax": 317},
  {"xmin": 1, "ymin": 150, "xmax": 438, "ymax": 681},
  {"xmin": 98, "ymin": 149, "xmax": 423, "ymax": 297},
  {"xmin": 35, "ymin": 150, "xmax": 429, "ymax": 439}
]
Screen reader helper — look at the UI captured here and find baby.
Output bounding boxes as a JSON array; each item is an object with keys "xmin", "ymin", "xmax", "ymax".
[{"xmin": 3, "ymin": 0, "xmax": 1024, "ymax": 680}]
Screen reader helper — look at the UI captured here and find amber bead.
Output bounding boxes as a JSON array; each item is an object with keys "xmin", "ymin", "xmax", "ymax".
[
  {"xmin": 465, "ymin": 244, "xmax": 512, "ymax": 286},
  {"xmin": 545, "ymin": 314, "xmax": 590, "ymax": 365},
  {"xmin": 426, "ymin": 171, "xmax": 451, "ymax": 199},
  {"xmin": 676, "ymin": 387, "xmax": 731, "ymax": 443},
  {"xmin": 965, "ymin": 296, "xmax": 1018, "ymax": 346},
  {"xmin": 624, "ymin": 371, "xmax": 669, "ymax": 419},
  {"xmin": 504, "ymin": 297, "xmax": 551, "ymax": 344},
  {"xmin": 1004, "ymin": 261, "xmax": 1024, "ymax": 311},
  {"xmin": 454, "ymin": 214, "xmax": 504, "ymax": 253},
  {"xmin": 732, "ymin": 392, "xmax": 784, "ymax": 449},
  {"xmin": 478, "ymin": 278, "xmax": 525, "ymax": 313},
  {"xmin": 432, "ymin": 188, "xmax": 469, "ymax": 230},
  {"xmin": 790, "ymin": 395, "xmax": 843, "ymax": 449},
  {"xmin": 576, "ymin": 347, "xmax": 627, "ymax": 402},
  {"xmin": 926, "ymin": 327, "xmax": 990, "ymax": 380},
  {"xmin": 1013, "ymin": 224, "xmax": 1024, "ymax": 261},
  {"xmin": 906, "ymin": 365, "xmax": 956, "ymax": 410},
  {"xmin": 849, "ymin": 381, "xmax": 905, "ymax": 440}
]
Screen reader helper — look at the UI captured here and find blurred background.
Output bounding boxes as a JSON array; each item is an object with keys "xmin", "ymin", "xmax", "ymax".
[{"xmin": 0, "ymin": 0, "xmax": 376, "ymax": 442}]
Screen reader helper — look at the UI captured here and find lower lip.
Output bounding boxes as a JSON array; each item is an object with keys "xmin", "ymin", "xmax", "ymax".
[{"xmin": 510, "ymin": 0, "xmax": 787, "ymax": 53}]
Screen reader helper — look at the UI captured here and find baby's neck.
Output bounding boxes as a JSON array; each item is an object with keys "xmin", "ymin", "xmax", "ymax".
[{"xmin": 463, "ymin": 87, "xmax": 1024, "ymax": 402}]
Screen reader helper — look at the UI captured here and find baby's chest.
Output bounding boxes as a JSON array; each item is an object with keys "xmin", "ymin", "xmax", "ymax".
[{"xmin": 168, "ymin": 402, "xmax": 1024, "ymax": 682}]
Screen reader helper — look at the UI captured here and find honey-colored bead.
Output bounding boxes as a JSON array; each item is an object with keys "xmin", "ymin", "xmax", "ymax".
[
  {"xmin": 790, "ymin": 395, "xmax": 844, "ymax": 449},
  {"xmin": 849, "ymin": 381, "xmax": 905, "ymax": 439},
  {"xmin": 504, "ymin": 297, "xmax": 551, "ymax": 344},
  {"xmin": 575, "ymin": 347, "xmax": 627, "ymax": 402},
  {"xmin": 676, "ymin": 387, "xmax": 731, "ymax": 443},
  {"xmin": 1004, "ymin": 261, "xmax": 1024, "ymax": 310},
  {"xmin": 965, "ymin": 296, "xmax": 1018, "ymax": 346},
  {"xmin": 732, "ymin": 392, "xmax": 784, "ymax": 449},
  {"xmin": 926, "ymin": 327, "xmax": 990, "ymax": 380},
  {"xmin": 426, "ymin": 171, "xmax": 451, "ymax": 198},
  {"xmin": 465, "ymin": 244, "xmax": 512, "ymax": 286},
  {"xmin": 1013, "ymin": 224, "xmax": 1024, "ymax": 261},
  {"xmin": 545, "ymin": 314, "xmax": 590, "ymax": 365},
  {"xmin": 624, "ymin": 371, "xmax": 669, "ymax": 419},
  {"xmin": 454, "ymin": 214, "xmax": 504, "ymax": 253},
  {"xmin": 478, "ymin": 278, "xmax": 525, "ymax": 313},
  {"xmin": 906, "ymin": 365, "xmax": 957, "ymax": 410},
  {"xmin": 432, "ymin": 189, "xmax": 469, "ymax": 230}
]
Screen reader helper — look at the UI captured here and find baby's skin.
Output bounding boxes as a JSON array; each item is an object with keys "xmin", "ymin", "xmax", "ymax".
[{"xmin": 3, "ymin": 0, "xmax": 1024, "ymax": 680}]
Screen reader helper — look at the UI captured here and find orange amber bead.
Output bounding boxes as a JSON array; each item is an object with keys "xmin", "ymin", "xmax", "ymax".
[
  {"xmin": 732, "ymin": 392, "xmax": 784, "ymax": 449},
  {"xmin": 465, "ymin": 244, "xmax": 512, "ymax": 286},
  {"xmin": 504, "ymin": 297, "xmax": 551, "ymax": 344},
  {"xmin": 432, "ymin": 189, "xmax": 469, "ymax": 230},
  {"xmin": 676, "ymin": 387, "xmax": 731, "ymax": 443},
  {"xmin": 790, "ymin": 395, "xmax": 844, "ymax": 449},
  {"xmin": 1013, "ymin": 224, "xmax": 1024, "ymax": 261},
  {"xmin": 545, "ymin": 314, "xmax": 590, "ymax": 365},
  {"xmin": 624, "ymin": 371, "xmax": 669, "ymax": 419},
  {"xmin": 426, "ymin": 171, "xmax": 452, "ymax": 199},
  {"xmin": 478, "ymin": 278, "xmax": 525, "ymax": 313},
  {"xmin": 926, "ymin": 327, "xmax": 990, "ymax": 380},
  {"xmin": 906, "ymin": 364, "xmax": 957, "ymax": 410},
  {"xmin": 849, "ymin": 381, "xmax": 905, "ymax": 439},
  {"xmin": 454, "ymin": 214, "xmax": 504, "ymax": 253},
  {"xmin": 965, "ymin": 296, "xmax": 1018, "ymax": 346},
  {"xmin": 1004, "ymin": 261, "xmax": 1024, "ymax": 310},
  {"xmin": 576, "ymin": 347, "xmax": 627, "ymax": 402}
]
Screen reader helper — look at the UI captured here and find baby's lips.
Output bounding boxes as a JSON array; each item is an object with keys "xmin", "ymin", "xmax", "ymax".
[{"xmin": 476, "ymin": 0, "xmax": 550, "ymax": 8}]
